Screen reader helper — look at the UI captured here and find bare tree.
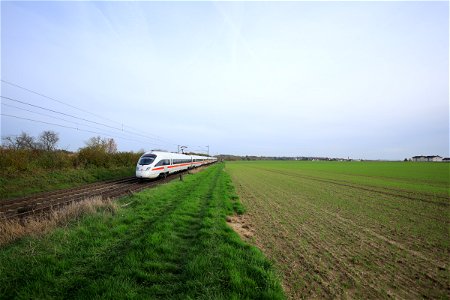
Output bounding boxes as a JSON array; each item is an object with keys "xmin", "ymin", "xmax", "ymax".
[
  {"xmin": 16, "ymin": 132, "xmax": 36, "ymax": 150},
  {"xmin": 2, "ymin": 136, "xmax": 19, "ymax": 149},
  {"xmin": 38, "ymin": 130, "xmax": 59, "ymax": 151}
]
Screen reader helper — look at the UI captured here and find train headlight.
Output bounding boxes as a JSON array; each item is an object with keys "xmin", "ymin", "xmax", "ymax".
[
  {"xmin": 146, "ymin": 167, "xmax": 151, "ymax": 171},
  {"xmin": 136, "ymin": 166, "xmax": 139, "ymax": 171}
]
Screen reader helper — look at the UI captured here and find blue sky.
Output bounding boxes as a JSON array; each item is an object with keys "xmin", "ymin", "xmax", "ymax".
[{"xmin": 1, "ymin": 1, "xmax": 448, "ymax": 159}]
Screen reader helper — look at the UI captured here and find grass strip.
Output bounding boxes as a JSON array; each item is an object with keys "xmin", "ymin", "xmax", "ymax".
[{"xmin": 0, "ymin": 163, "xmax": 284, "ymax": 299}]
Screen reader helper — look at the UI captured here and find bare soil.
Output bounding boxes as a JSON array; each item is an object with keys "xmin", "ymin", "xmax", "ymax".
[{"xmin": 226, "ymin": 163, "xmax": 450, "ymax": 299}]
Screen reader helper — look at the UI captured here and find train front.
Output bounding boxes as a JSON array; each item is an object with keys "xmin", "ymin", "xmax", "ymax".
[{"xmin": 136, "ymin": 153, "xmax": 159, "ymax": 179}]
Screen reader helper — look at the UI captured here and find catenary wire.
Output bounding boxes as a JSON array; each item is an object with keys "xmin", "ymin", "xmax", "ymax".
[
  {"xmin": 1, "ymin": 102, "xmax": 168, "ymax": 147},
  {"xmin": 1, "ymin": 113, "xmax": 168, "ymax": 148},
  {"xmin": 1, "ymin": 80, "xmax": 176, "ymax": 144},
  {"xmin": 1, "ymin": 95, "xmax": 172, "ymax": 144}
]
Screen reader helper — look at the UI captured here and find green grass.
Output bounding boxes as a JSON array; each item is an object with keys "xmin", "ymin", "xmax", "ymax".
[
  {"xmin": 0, "ymin": 166, "xmax": 136, "ymax": 200},
  {"xmin": 242, "ymin": 161, "xmax": 450, "ymax": 196},
  {"xmin": 0, "ymin": 163, "xmax": 284, "ymax": 299},
  {"xmin": 226, "ymin": 161, "xmax": 449, "ymax": 299}
]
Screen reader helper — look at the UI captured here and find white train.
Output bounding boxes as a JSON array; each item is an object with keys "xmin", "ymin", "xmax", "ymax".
[{"xmin": 136, "ymin": 151, "xmax": 217, "ymax": 179}]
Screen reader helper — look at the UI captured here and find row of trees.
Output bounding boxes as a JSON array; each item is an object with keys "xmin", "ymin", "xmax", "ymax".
[
  {"xmin": 1, "ymin": 131, "xmax": 141, "ymax": 174},
  {"xmin": 2, "ymin": 131, "xmax": 118, "ymax": 153},
  {"xmin": 3, "ymin": 131, "xmax": 60, "ymax": 151}
]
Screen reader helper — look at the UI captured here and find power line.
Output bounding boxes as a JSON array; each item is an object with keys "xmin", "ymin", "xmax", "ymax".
[
  {"xmin": 1, "ymin": 79, "xmax": 176, "ymax": 144},
  {"xmin": 1, "ymin": 102, "xmax": 167, "ymax": 147},
  {"xmin": 1, "ymin": 80, "xmax": 212, "ymax": 151},
  {"xmin": 1, "ymin": 95, "xmax": 172, "ymax": 145},
  {"xmin": 1, "ymin": 79, "xmax": 124, "ymax": 126},
  {"xmin": 2, "ymin": 102, "xmax": 82, "ymax": 127},
  {"xmin": 1, "ymin": 95, "xmax": 123, "ymax": 130},
  {"xmin": 1, "ymin": 113, "xmax": 166, "ymax": 146}
]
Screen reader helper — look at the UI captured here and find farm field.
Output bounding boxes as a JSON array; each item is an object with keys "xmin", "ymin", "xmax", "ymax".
[
  {"xmin": 0, "ymin": 164, "xmax": 284, "ymax": 299},
  {"xmin": 226, "ymin": 161, "xmax": 449, "ymax": 299}
]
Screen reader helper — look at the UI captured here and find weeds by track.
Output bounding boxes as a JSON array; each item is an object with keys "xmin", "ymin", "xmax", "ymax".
[{"xmin": 0, "ymin": 170, "xmax": 192, "ymax": 219}]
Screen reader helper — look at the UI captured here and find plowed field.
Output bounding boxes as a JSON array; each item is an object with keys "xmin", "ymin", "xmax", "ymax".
[{"xmin": 226, "ymin": 161, "xmax": 449, "ymax": 299}]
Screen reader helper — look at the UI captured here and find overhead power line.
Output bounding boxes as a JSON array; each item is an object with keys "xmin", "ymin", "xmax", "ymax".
[
  {"xmin": 1, "ymin": 113, "xmax": 167, "ymax": 147},
  {"xmin": 1, "ymin": 79, "xmax": 176, "ymax": 144},
  {"xmin": 1, "ymin": 79, "xmax": 124, "ymax": 126},
  {"xmin": 1, "ymin": 102, "xmax": 167, "ymax": 147},
  {"xmin": 1, "ymin": 95, "xmax": 172, "ymax": 145},
  {"xmin": 1, "ymin": 95, "xmax": 123, "ymax": 130}
]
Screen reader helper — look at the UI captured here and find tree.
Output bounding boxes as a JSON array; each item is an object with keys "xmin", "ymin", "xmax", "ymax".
[
  {"xmin": 104, "ymin": 138, "xmax": 117, "ymax": 154},
  {"xmin": 17, "ymin": 132, "xmax": 35, "ymax": 149},
  {"xmin": 85, "ymin": 136, "xmax": 103, "ymax": 149},
  {"xmin": 2, "ymin": 132, "xmax": 39, "ymax": 150},
  {"xmin": 2, "ymin": 135, "xmax": 19, "ymax": 150},
  {"xmin": 39, "ymin": 130, "xmax": 59, "ymax": 151},
  {"xmin": 84, "ymin": 136, "xmax": 117, "ymax": 153}
]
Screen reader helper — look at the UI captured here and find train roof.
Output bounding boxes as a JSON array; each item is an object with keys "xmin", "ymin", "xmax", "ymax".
[{"xmin": 141, "ymin": 151, "xmax": 216, "ymax": 160}]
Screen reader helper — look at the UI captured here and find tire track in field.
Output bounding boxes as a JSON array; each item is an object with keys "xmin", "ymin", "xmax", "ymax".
[
  {"xmin": 169, "ymin": 165, "xmax": 223, "ymax": 297},
  {"xmin": 256, "ymin": 166, "xmax": 450, "ymax": 226},
  {"xmin": 231, "ymin": 171, "xmax": 361, "ymax": 299},
  {"xmin": 229, "ymin": 167, "xmax": 449, "ymax": 299},
  {"xmin": 234, "ymin": 180, "xmax": 337, "ymax": 299},
  {"xmin": 147, "ymin": 166, "xmax": 221, "ymax": 297},
  {"xmin": 262, "ymin": 170, "xmax": 448, "ymax": 278},
  {"xmin": 60, "ymin": 170, "xmax": 210, "ymax": 298},
  {"xmin": 257, "ymin": 167, "xmax": 449, "ymax": 206},
  {"xmin": 260, "ymin": 176, "xmax": 446, "ymax": 299},
  {"xmin": 254, "ymin": 167, "xmax": 441, "ymax": 239},
  {"xmin": 240, "ymin": 176, "xmax": 387, "ymax": 299},
  {"xmin": 263, "ymin": 168, "xmax": 449, "ymax": 259}
]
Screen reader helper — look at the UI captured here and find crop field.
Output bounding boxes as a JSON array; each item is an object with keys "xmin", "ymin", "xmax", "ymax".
[
  {"xmin": 0, "ymin": 164, "xmax": 284, "ymax": 299},
  {"xmin": 226, "ymin": 161, "xmax": 449, "ymax": 299}
]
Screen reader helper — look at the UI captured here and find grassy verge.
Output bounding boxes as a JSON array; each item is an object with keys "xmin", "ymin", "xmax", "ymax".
[
  {"xmin": 0, "ymin": 163, "xmax": 284, "ymax": 299},
  {"xmin": 0, "ymin": 166, "xmax": 135, "ymax": 200}
]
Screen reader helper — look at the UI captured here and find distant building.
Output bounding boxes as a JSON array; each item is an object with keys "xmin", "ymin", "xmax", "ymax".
[
  {"xmin": 411, "ymin": 155, "xmax": 443, "ymax": 162},
  {"xmin": 442, "ymin": 158, "xmax": 450, "ymax": 162}
]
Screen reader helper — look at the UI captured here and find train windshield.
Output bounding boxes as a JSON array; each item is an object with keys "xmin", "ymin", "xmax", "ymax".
[{"xmin": 138, "ymin": 155, "xmax": 156, "ymax": 165}]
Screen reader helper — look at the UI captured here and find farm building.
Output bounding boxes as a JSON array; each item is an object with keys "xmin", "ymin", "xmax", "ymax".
[{"xmin": 411, "ymin": 155, "xmax": 443, "ymax": 162}]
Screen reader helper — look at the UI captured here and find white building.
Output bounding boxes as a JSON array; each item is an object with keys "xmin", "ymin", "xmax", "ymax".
[{"xmin": 411, "ymin": 155, "xmax": 443, "ymax": 162}]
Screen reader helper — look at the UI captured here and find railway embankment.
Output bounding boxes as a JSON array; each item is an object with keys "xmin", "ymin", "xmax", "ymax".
[{"xmin": 0, "ymin": 166, "xmax": 136, "ymax": 200}]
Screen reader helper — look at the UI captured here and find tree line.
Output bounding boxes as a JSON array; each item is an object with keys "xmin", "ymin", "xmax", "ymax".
[{"xmin": 1, "ymin": 130, "xmax": 142, "ymax": 175}]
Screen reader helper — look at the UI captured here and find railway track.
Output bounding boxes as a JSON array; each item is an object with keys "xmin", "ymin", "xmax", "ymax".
[{"xmin": 0, "ymin": 170, "xmax": 190, "ymax": 220}]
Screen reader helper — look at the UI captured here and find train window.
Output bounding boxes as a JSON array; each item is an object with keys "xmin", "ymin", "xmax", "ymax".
[
  {"xmin": 155, "ymin": 159, "xmax": 170, "ymax": 167},
  {"xmin": 139, "ymin": 155, "xmax": 156, "ymax": 165}
]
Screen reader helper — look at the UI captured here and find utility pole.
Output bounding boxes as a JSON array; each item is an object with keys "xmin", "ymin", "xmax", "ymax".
[{"xmin": 206, "ymin": 145, "xmax": 210, "ymax": 156}]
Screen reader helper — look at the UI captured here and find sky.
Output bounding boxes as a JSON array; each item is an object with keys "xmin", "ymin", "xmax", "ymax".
[{"xmin": 1, "ymin": 1, "xmax": 448, "ymax": 159}]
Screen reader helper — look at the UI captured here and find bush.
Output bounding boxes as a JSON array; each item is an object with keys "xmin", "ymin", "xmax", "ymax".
[{"xmin": 1, "ymin": 133, "xmax": 143, "ymax": 176}]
